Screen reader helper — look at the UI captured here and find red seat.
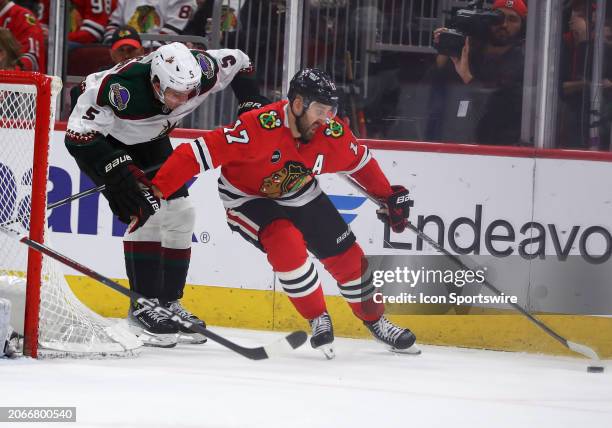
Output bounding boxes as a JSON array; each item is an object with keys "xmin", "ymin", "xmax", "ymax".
[{"xmin": 67, "ymin": 45, "xmax": 114, "ymax": 77}]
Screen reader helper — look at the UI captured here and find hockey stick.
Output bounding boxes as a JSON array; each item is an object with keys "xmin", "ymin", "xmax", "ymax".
[
  {"xmin": 47, "ymin": 162, "xmax": 164, "ymax": 212},
  {"xmin": 0, "ymin": 223, "xmax": 307, "ymax": 360},
  {"xmin": 0, "ymin": 163, "xmax": 164, "ymax": 229},
  {"xmin": 342, "ymin": 175, "xmax": 601, "ymax": 361}
]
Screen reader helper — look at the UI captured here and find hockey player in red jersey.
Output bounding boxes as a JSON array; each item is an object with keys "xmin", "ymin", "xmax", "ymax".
[
  {"xmin": 0, "ymin": 0, "xmax": 45, "ymax": 71},
  {"xmin": 150, "ymin": 69, "xmax": 420, "ymax": 358}
]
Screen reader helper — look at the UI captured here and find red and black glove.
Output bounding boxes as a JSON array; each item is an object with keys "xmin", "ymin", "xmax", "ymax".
[
  {"xmin": 377, "ymin": 185, "xmax": 411, "ymax": 233},
  {"xmin": 99, "ymin": 152, "xmax": 160, "ymax": 232}
]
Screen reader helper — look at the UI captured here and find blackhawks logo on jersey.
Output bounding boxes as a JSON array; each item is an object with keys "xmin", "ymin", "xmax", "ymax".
[
  {"xmin": 260, "ymin": 161, "xmax": 311, "ymax": 198},
  {"xmin": 258, "ymin": 111, "xmax": 282, "ymax": 130},
  {"xmin": 108, "ymin": 83, "xmax": 130, "ymax": 111},
  {"xmin": 25, "ymin": 13, "xmax": 37, "ymax": 25},
  {"xmin": 128, "ymin": 6, "xmax": 161, "ymax": 33},
  {"xmin": 324, "ymin": 119, "xmax": 344, "ymax": 138}
]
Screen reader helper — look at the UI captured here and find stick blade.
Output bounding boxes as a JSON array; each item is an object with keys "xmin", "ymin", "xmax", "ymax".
[
  {"xmin": 261, "ymin": 330, "xmax": 308, "ymax": 359},
  {"xmin": 567, "ymin": 340, "xmax": 600, "ymax": 360}
]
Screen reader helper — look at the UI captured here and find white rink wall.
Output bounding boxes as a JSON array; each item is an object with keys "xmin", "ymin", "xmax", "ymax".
[{"xmin": 42, "ymin": 130, "xmax": 612, "ymax": 314}]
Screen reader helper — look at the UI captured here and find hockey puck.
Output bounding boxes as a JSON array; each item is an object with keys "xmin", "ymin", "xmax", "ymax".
[{"xmin": 587, "ymin": 366, "xmax": 604, "ymax": 373}]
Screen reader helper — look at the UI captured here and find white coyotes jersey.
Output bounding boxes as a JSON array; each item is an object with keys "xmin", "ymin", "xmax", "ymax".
[
  {"xmin": 105, "ymin": 0, "xmax": 196, "ymax": 39},
  {"xmin": 67, "ymin": 48, "xmax": 251, "ymax": 145}
]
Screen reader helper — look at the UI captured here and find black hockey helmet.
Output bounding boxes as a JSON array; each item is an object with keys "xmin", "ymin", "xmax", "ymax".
[{"xmin": 288, "ymin": 68, "xmax": 339, "ymax": 111}]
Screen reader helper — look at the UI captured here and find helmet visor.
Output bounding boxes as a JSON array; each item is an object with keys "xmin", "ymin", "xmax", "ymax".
[{"xmin": 306, "ymin": 100, "xmax": 338, "ymax": 121}]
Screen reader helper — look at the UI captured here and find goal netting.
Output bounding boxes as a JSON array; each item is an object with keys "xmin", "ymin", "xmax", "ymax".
[{"xmin": 0, "ymin": 71, "xmax": 141, "ymax": 358}]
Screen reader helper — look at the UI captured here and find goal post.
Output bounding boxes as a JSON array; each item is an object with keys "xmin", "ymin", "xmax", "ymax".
[{"xmin": 0, "ymin": 71, "xmax": 141, "ymax": 358}]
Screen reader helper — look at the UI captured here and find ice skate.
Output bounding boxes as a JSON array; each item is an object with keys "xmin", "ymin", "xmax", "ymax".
[
  {"xmin": 364, "ymin": 316, "xmax": 421, "ymax": 355},
  {"xmin": 127, "ymin": 299, "xmax": 178, "ymax": 348},
  {"xmin": 166, "ymin": 300, "xmax": 207, "ymax": 344},
  {"xmin": 309, "ymin": 311, "xmax": 335, "ymax": 359}
]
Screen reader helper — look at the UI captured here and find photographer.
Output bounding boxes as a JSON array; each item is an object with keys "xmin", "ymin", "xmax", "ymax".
[{"xmin": 425, "ymin": 0, "xmax": 527, "ymax": 145}]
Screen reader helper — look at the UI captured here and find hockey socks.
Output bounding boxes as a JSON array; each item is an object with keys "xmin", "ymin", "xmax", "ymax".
[
  {"xmin": 160, "ymin": 247, "xmax": 191, "ymax": 302},
  {"xmin": 124, "ymin": 241, "xmax": 162, "ymax": 298},
  {"xmin": 321, "ymin": 243, "xmax": 383, "ymax": 322},
  {"xmin": 260, "ymin": 219, "xmax": 328, "ymax": 319}
]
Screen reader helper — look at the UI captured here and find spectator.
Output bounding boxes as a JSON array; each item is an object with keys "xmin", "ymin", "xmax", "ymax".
[
  {"xmin": 425, "ymin": 0, "xmax": 528, "ymax": 145},
  {"xmin": 0, "ymin": 27, "xmax": 22, "ymax": 69},
  {"xmin": 181, "ymin": 0, "xmax": 213, "ymax": 48},
  {"xmin": 69, "ymin": 26, "xmax": 144, "ymax": 112},
  {"xmin": 103, "ymin": 0, "xmax": 197, "ymax": 46},
  {"xmin": 0, "ymin": 0, "xmax": 45, "ymax": 72},
  {"xmin": 68, "ymin": 0, "xmax": 118, "ymax": 46},
  {"xmin": 14, "ymin": 0, "xmax": 47, "ymax": 38},
  {"xmin": 558, "ymin": 1, "xmax": 612, "ymax": 150},
  {"xmin": 109, "ymin": 25, "xmax": 144, "ymax": 65}
]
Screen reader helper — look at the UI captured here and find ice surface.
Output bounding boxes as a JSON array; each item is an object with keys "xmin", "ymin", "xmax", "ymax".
[{"xmin": 1, "ymin": 327, "xmax": 610, "ymax": 428}]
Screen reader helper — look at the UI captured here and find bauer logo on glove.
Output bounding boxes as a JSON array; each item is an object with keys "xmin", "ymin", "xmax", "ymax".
[{"xmin": 377, "ymin": 185, "xmax": 412, "ymax": 234}]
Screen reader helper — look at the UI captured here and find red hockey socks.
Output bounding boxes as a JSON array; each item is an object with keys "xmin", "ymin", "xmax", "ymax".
[
  {"xmin": 321, "ymin": 243, "xmax": 383, "ymax": 322},
  {"xmin": 260, "ymin": 219, "xmax": 326, "ymax": 320}
]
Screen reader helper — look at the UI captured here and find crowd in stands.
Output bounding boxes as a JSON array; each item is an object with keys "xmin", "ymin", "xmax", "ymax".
[{"xmin": 0, "ymin": 0, "xmax": 610, "ymax": 150}]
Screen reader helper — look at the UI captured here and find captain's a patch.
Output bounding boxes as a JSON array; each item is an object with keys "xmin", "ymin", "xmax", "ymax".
[
  {"xmin": 324, "ymin": 119, "xmax": 344, "ymax": 138},
  {"xmin": 108, "ymin": 83, "xmax": 130, "ymax": 111}
]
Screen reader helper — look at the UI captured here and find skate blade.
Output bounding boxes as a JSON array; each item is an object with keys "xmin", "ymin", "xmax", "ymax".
[
  {"xmin": 315, "ymin": 344, "xmax": 336, "ymax": 360},
  {"xmin": 140, "ymin": 331, "xmax": 178, "ymax": 348},
  {"xmin": 389, "ymin": 343, "xmax": 422, "ymax": 355},
  {"xmin": 177, "ymin": 332, "xmax": 207, "ymax": 345}
]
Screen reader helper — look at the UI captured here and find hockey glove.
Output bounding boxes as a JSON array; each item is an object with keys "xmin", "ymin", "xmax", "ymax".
[
  {"xmin": 99, "ymin": 152, "xmax": 160, "ymax": 231},
  {"xmin": 377, "ymin": 185, "xmax": 411, "ymax": 233}
]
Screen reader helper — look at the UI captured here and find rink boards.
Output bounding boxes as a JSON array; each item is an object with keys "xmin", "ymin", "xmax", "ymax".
[{"xmin": 41, "ymin": 126, "xmax": 612, "ymax": 357}]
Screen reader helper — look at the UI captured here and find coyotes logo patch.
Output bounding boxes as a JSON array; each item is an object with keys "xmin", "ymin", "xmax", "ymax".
[
  {"xmin": 324, "ymin": 119, "xmax": 344, "ymax": 138},
  {"xmin": 258, "ymin": 110, "xmax": 281, "ymax": 130},
  {"xmin": 108, "ymin": 83, "xmax": 130, "ymax": 111},
  {"xmin": 259, "ymin": 161, "xmax": 311, "ymax": 198},
  {"xmin": 196, "ymin": 53, "xmax": 215, "ymax": 79}
]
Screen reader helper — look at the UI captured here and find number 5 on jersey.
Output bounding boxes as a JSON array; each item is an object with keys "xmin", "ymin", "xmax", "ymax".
[{"xmin": 224, "ymin": 120, "xmax": 250, "ymax": 144}]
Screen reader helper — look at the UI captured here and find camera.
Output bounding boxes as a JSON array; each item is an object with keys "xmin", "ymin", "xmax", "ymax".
[{"xmin": 434, "ymin": 0, "xmax": 505, "ymax": 57}]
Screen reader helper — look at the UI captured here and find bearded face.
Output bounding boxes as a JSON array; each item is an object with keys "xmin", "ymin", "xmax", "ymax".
[{"xmin": 488, "ymin": 8, "xmax": 523, "ymax": 46}]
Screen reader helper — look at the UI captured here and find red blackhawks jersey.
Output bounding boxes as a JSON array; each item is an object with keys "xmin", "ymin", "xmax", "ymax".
[
  {"xmin": 0, "ymin": 1, "xmax": 45, "ymax": 71},
  {"xmin": 153, "ymin": 100, "xmax": 393, "ymax": 209},
  {"xmin": 69, "ymin": 0, "xmax": 118, "ymax": 43}
]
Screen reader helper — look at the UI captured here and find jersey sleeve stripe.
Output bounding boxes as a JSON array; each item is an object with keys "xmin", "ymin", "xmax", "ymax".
[
  {"xmin": 82, "ymin": 25, "xmax": 104, "ymax": 41},
  {"xmin": 103, "ymin": 23, "xmax": 119, "ymax": 42},
  {"xmin": 83, "ymin": 19, "xmax": 105, "ymax": 32},
  {"xmin": 161, "ymin": 24, "xmax": 182, "ymax": 35},
  {"xmin": 20, "ymin": 53, "xmax": 39, "ymax": 71},
  {"xmin": 190, "ymin": 137, "xmax": 212, "ymax": 172},
  {"xmin": 341, "ymin": 147, "xmax": 372, "ymax": 175}
]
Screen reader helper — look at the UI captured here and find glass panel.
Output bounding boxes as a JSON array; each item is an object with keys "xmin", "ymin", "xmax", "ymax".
[
  {"xmin": 301, "ymin": 0, "xmax": 531, "ymax": 145},
  {"xmin": 557, "ymin": 0, "xmax": 612, "ymax": 150}
]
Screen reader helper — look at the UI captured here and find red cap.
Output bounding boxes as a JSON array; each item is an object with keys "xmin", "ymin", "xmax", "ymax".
[
  {"xmin": 492, "ymin": 0, "xmax": 528, "ymax": 18},
  {"xmin": 110, "ymin": 26, "xmax": 142, "ymax": 51}
]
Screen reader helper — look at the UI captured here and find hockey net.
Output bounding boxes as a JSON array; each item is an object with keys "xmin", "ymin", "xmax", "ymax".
[{"xmin": 0, "ymin": 71, "xmax": 141, "ymax": 358}]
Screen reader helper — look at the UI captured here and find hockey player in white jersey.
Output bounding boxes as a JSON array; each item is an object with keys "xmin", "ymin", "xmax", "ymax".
[
  {"xmin": 65, "ymin": 42, "xmax": 261, "ymax": 347},
  {"xmin": 103, "ymin": 0, "xmax": 197, "ymax": 44}
]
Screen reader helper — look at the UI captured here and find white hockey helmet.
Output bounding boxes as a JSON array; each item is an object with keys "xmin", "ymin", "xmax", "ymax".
[{"xmin": 150, "ymin": 42, "xmax": 202, "ymax": 103}]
